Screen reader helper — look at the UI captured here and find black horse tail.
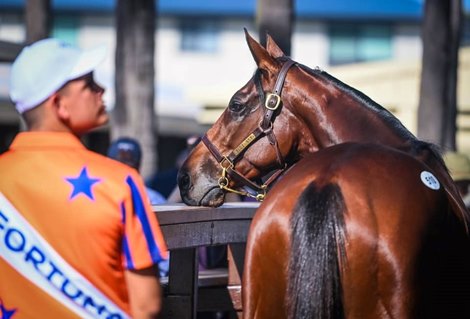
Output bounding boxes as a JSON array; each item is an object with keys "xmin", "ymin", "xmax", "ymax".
[{"xmin": 287, "ymin": 182, "xmax": 347, "ymax": 319}]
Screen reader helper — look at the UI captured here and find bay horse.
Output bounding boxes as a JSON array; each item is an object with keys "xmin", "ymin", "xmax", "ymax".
[{"xmin": 177, "ymin": 30, "xmax": 470, "ymax": 318}]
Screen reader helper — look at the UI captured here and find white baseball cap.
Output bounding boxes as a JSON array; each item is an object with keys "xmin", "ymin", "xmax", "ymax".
[{"xmin": 10, "ymin": 38, "xmax": 107, "ymax": 114}]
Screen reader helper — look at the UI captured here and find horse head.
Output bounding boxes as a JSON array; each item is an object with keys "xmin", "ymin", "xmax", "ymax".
[{"xmin": 178, "ymin": 30, "xmax": 311, "ymax": 207}]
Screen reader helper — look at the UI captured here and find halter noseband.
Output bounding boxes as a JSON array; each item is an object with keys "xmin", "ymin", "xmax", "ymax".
[{"xmin": 202, "ymin": 59, "xmax": 296, "ymax": 201}]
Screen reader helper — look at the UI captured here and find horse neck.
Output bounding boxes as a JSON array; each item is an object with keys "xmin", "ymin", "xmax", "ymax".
[
  {"xmin": 291, "ymin": 68, "xmax": 416, "ymax": 156},
  {"xmin": 284, "ymin": 67, "xmax": 470, "ymax": 227}
]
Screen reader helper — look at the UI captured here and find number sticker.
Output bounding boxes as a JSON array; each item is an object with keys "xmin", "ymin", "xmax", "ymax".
[{"xmin": 420, "ymin": 171, "xmax": 440, "ymax": 190}]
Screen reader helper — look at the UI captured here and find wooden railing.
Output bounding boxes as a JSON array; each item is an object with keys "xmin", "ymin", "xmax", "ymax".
[{"xmin": 154, "ymin": 202, "xmax": 259, "ymax": 319}]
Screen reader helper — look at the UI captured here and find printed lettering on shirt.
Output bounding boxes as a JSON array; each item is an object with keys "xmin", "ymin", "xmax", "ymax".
[{"xmin": 0, "ymin": 192, "xmax": 129, "ymax": 319}]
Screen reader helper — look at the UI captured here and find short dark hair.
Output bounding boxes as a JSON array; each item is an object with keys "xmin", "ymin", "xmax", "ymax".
[{"xmin": 107, "ymin": 137, "xmax": 142, "ymax": 170}]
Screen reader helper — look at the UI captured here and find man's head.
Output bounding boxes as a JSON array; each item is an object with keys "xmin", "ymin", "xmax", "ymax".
[
  {"xmin": 107, "ymin": 137, "xmax": 142, "ymax": 171},
  {"xmin": 10, "ymin": 38, "xmax": 107, "ymax": 134}
]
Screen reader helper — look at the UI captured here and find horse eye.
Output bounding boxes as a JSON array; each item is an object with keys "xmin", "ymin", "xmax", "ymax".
[{"xmin": 229, "ymin": 101, "xmax": 245, "ymax": 113}]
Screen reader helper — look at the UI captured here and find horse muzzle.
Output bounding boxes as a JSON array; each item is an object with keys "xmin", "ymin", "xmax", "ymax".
[{"xmin": 177, "ymin": 167, "xmax": 225, "ymax": 207}]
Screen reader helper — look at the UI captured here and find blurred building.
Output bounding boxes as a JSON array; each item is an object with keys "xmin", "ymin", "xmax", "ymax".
[{"xmin": 1, "ymin": 0, "xmax": 470, "ymax": 163}]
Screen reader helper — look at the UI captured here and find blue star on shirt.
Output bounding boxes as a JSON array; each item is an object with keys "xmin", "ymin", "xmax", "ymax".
[
  {"xmin": 0, "ymin": 300, "xmax": 16, "ymax": 319},
  {"xmin": 65, "ymin": 167, "xmax": 101, "ymax": 200}
]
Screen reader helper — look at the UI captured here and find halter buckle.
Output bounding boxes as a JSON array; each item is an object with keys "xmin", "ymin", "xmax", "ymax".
[
  {"xmin": 265, "ymin": 93, "xmax": 281, "ymax": 110},
  {"xmin": 219, "ymin": 156, "xmax": 233, "ymax": 170}
]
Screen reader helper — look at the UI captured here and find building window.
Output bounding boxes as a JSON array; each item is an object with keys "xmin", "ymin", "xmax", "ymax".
[
  {"xmin": 329, "ymin": 24, "xmax": 392, "ymax": 65},
  {"xmin": 180, "ymin": 21, "xmax": 219, "ymax": 53},
  {"xmin": 52, "ymin": 15, "xmax": 79, "ymax": 45}
]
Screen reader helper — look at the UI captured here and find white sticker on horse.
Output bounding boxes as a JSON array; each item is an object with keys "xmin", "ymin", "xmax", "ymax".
[{"xmin": 420, "ymin": 171, "xmax": 440, "ymax": 190}]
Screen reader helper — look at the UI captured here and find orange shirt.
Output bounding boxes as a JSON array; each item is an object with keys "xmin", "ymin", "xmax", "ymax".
[{"xmin": 0, "ymin": 132, "xmax": 168, "ymax": 318}]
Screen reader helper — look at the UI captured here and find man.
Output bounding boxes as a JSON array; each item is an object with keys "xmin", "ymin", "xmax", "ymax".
[{"xmin": 0, "ymin": 39, "xmax": 168, "ymax": 318}]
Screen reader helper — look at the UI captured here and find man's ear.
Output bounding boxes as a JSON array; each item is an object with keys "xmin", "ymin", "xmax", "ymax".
[{"xmin": 51, "ymin": 92, "xmax": 70, "ymax": 121}]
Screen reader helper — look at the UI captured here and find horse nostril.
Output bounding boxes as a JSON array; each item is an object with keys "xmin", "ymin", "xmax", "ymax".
[{"xmin": 177, "ymin": 171, "xmax": 191, "ymax": 191}]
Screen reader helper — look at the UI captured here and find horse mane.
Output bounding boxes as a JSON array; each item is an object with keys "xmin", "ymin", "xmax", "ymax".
[
  {"xmin": 292, "ymin": 63, "xmax": 451, "ymax": 175},
  {"xmin": 297, "ymin": 63, "xmax": 418, "ymax": 143}
]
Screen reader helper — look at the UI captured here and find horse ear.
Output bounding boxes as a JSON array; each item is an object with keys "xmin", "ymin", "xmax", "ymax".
[
  {"xmin": 266, "ymin": 33, "xmax": 285, "ymax": 58},
  {"xmin": 244, "ymin": 28, "xmax": 276, "ymax": 72}
]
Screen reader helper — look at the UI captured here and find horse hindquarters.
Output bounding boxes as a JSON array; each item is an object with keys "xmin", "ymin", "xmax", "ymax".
[
  {"xmin": 287, "ymin": 182, "xmax": 346, "ymax": 319},
  {"xmin": 242, "ymin": 202, "xmax": 291, "ymax": 319}
]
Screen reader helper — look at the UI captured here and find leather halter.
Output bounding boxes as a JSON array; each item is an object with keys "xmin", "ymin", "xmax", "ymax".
[{"xmin": 202, "ymin": 59, "xmax": 296, "ymax": 201}]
